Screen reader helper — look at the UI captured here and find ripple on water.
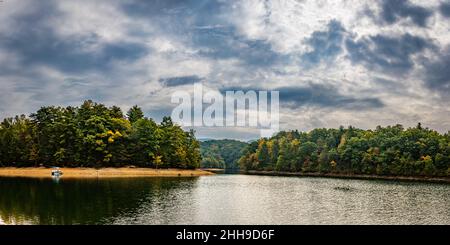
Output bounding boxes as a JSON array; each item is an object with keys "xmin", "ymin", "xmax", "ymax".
[{"xmin": 0, "ymin": 175, "xmax": 448, "ymax": 224}]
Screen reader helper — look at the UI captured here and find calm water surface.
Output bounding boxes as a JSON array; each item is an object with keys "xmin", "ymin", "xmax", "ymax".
[{"xmin": 0, "ymin": 175, "xmax": 448, "ymax": 225}]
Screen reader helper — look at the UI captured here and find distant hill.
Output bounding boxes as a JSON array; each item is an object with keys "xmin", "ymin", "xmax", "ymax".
[
  {"xmin": 197, "ymin": 138, "xmax": 216, "ymax": 142},
  {"xmin": 200, "ymin": 139, "xmax": 248, "ymax": 169}
]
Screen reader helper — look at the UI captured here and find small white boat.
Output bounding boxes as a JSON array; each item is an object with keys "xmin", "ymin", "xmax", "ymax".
[{"xmin": 51, "ymin": 167, "xmax": 63, "ymax": 177}]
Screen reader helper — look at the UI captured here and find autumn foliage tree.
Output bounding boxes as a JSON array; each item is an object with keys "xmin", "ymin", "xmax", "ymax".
[{"xmin": 239, "ymin": 124, "xmax": 450, "ymax": 177}]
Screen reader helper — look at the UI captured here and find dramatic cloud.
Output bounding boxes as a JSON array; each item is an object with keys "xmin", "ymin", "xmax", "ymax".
[
  {"xmin": 159, "ymin": 75, "xmax": 203, "ymax": 87},
  {"xmin": 439, "ymin": 2, "xmax": 450, "ymax": 18},
  {"xmin": 346, "ymin": 34, "xmax": 432, "ymax": 74},
  {"xmin": 277, "ymin": 83, "xmax": 384, "ymax": 110},
  {"xmin": 301, "ymin": 20, "xmax": 346, "ymax": 66},
  {"xmin": 221, "ymin": 82, "xmax": 384, "ymax": 110},
  {"xmin": 192, "ymin": 26, "xmax": 287, "ymax": 67},
  {"xmin": 422, "ymin": 47, "xmax": 450, "ymax": 97},
  {"xmin": 1, "ymin": 1, "xmax": 149, "ymax": 74},
  {"xmin": 375, "ymin": 0, "xmax": 433, "ymax": 27},
  {"xmin": 0, "ymin": 0, "xmax": 449, "ymax": 140}
]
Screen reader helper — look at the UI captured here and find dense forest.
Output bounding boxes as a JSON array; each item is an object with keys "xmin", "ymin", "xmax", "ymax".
[
  {"xmin": 0, "ymin": 101, "xmax": 201, "ymax": 169},
  {"xmin": 200, "ymin": 139, "xmax": 248, "ymax": 169},
  {"xmin": 2, "ymin": 101, "xmax": 449, "ymax": 177},
  {"xmin": 239, "ymin": 124, "xmax": 450, "ymax": 177}
]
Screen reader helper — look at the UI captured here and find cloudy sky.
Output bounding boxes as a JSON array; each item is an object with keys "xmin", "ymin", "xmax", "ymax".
[{"xmin": 0, "ymin": 0, "xmax": 449, "ymax": 140}]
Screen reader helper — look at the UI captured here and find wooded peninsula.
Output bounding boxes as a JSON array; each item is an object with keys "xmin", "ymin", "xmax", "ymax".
[
  {"xmin": 239, "ymin": 124, "xmax": 450, "ymax": 178},
  {"xmin": 0, "ymin": 101, "xmax": 200, "ymax": 169}
]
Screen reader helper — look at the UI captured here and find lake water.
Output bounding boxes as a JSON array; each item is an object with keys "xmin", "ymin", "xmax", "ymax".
[{"xmin": 0, "ymin": 175, "xmax": 449, "ymax": 225}]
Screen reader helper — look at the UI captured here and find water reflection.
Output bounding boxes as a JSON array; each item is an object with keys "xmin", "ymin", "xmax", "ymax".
[
  {"xmin": 0, "ymin": 175, "xmax": 449, "ymax": 225},
  {"xmin": 0, "ymin": 177, "xmax": 197, "ymax": 224}
]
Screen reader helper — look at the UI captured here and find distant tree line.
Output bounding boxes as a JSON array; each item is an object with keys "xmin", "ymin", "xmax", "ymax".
[
  {"xmin": 0, "ymin": 100, "xmax": 201, "ymax": 169},
  {"xmin": 239, "ymin": 124, "xmax": 450, "ymax": 177},
  {"xmin": 200, "ymin": 139, "xmax": 248, "ymax": 169}
]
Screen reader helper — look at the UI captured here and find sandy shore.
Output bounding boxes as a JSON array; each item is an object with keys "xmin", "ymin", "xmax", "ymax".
[{"xmin": 0, "ymin": 167, "xmax": 214, "ymax": 179}]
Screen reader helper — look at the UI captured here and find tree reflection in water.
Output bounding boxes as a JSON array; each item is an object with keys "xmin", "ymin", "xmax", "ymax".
[{"xmin": 0, "ymin": 177, "xmax": 197, "ymax": 224}]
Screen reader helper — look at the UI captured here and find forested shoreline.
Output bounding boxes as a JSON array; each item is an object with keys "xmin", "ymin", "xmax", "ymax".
[
  {"xmin": 239, "ymin": 124, "xmax": 450, "ymax": 177},
  {"xmin": 1, "ymin": 101, "xmax": 449, "ymax": 178},
  {"xmin": 200, "ymin": 139, "xmax": 248, "ymax": 169},
  {"xmin": 0, "ymin": 101, "xmax": 201, "ymax": 169}
]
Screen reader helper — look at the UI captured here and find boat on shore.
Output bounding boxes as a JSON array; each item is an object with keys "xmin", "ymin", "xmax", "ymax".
[{"xmin": 51, "ymin": 167, "xmax": 63, "ymax": 177}]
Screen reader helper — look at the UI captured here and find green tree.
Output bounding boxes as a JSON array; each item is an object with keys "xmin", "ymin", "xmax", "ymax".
[
  {"xmin": 318, "ymin": 149, "xmax": 330, "ymax": 173},
  {"xmin": 256, "ymin": 139, "xmax": 270, "ymax": 169},
  {"xmin": 200, "ymin": 139, "xmax": 247, "ymax": 169},
  {"xmin": 127, "ymin": 105, "xmax": 144, "ymax": 124},
  {"xmin": 299, "ymin": 141, "xmax": 318, "ymax": 172},
  {"xmin": 129, "ymin": 118, "xmax": 160, "ymax": 167},
  {"xmin": 275, "ymin": 138, "xmax": 289, "ymax": 171}
]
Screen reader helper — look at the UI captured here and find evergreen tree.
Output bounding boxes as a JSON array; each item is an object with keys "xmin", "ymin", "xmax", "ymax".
[{"xmin": 127, "ymin": 105, "xmax": 144, "ymax": 124}]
